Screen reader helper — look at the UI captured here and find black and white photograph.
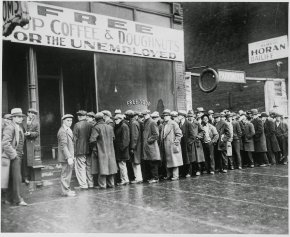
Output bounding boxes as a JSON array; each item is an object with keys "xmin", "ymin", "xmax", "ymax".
[{"xmin": 1, "ymin": 0, "xmax": 289, "ymax": 235}]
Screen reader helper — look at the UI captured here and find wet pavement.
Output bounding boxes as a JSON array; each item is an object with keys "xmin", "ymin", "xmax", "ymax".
[{"xmin": 1, "ymin": 165, "xmax": 288, "ymax": 234}]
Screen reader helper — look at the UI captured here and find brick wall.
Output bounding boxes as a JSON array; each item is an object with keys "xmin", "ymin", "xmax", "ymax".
[{"xmin": 183, "ymin": 2, "xmax": 288, "ymax": 112}]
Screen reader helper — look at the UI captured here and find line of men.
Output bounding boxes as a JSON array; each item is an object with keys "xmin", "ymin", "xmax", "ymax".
[{"xmin": 57, "ymin": 107, "xmax": 288, "ymax": 197}]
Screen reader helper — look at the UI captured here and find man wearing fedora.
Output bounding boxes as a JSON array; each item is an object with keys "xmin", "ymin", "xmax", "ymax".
[
  {"xmin": 251, "ymin": 109, "xmax": 269, "ymax": 167},
  {"xmin": 261, "ymin": 112, "xmax": 280, "ymax": 165},
  {"xmin": 73, "ymin": 110, "xmax": 94, "ymax": 190},
  {"xmin": 57, "ymin": 114, "xmax": 76, "ymax": 197},
  {"xmin": 196, "ymin": 107, "xmax": 205, "ymax": 124},
  {"xmin": 22, "ymin": 108, "xmax": 40, "ymax": 184},
  {"xmin": 187, "ymin": 110, "xmax": 195, "ymax": 124},
  {"xmin": 2, "ymin": 108, "xmax": 27, "ymax": 206},
  {"xmin": 275, "ymin": 113, "xmax": 288, "ymax": 165}
]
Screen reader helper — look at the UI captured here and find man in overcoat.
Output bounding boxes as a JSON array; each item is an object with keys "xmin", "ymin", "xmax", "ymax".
[
  {"xmin": 142, "ymin": 110, "xmax": 161, "ymax": 183},
  {"xmin": 231, "ymin": 113, "xmax": 242, "ymax": 169},
  {"xmin": 128, "ymin": 111, "xmax": 143, "ymax": 184},
  {"xmin": 178, "ymin": 110, "xmax": 194, "ymax": 178},
  {"xmin": 215, "ymin": 112, "xmax": 231, "ymax": 173},
  {"xmin": 238, "ymin": 112, "xmax": 246, "ymax": 167},
  {"xmin": 57, "ymin": 114, "xmax": 76, "ymax": 197},
  {"xmin": 22, "ymin": 108, "xmax": 40, "ymax": 184},
  {"xmin": 102, "ymin": 110, "xmax": 115, "ymax": 128},
  {"xmin": 2, "ymin": 108, "xmax": 27, "ymax": 206},
  {"xmin": 86, "ymin": 112, "xmax": 96, "ymax": 126},
  {"xmin": 275, "ymin": 113, "xmax": 288, "ymax": 164},
  {"xmin": 201, "ymin": 114, "xmax": 219, "ymax": 174},
  {"xmin": 89, "ymin": 112, "xmax": 118, "ymax": 188},
  {"xmin": 114, "ymin": 114, "xmax": 130, "ymax": 185},
  {"xmin": 251, "ymin": 109, "xmax": 269, "ymax": 166},
  {"xmin": 160, "ymin": 110, "xmax": 183, "ymax": 180},
  {"xmin": 187, "ymin": 110, "xmax": 195, "ymax": 124},
  {"xmin": 243, "ymin": 115, "xmax": 255, "ymax": 167},
  {"xmin": 73, "ymin": 110, "xmax": 94, "ymax": 189},
  {"xmin": 261, "ymin": 112, "xmax": 280, "ymax": 165}
]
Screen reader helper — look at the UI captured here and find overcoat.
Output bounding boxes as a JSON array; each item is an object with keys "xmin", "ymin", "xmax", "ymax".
[
  {"xmin": 129, "ymin": 118, "xmax": 142, "ymax": 164},
  {"xmin": 89, "ymin": 121, "xmax": 118, "ymax": 175},
  {"xmin": 226, "ymin": 122, "xmax": 233, "ymax": 156},
  {"xmin": 106, "ymin": 118, "xmax": 115, "ymax": 128},
  {"xmin": 251, "ymin": 118, "xmax": 267, "ymax": 152},
  {"xmin": 2, "ymin": 122, "xmax": 21, "ymax": 188},
  {"xmin": 239, "ymin": 120, "xmax": 245, "ymax": 150},
  {"xmin": 243, "ymin": 122, "xmax": 255, "ymax": 151},
  {"xmin": 275, "ymin": 121, "xmax": 288, "ymax": 138},
  {"xmin": 142, "ymin": 118, "xmax": 161, "ymax": 161},
  {"xmin": 23, "ymin": 117, "xmax": 40, "ymax": 166},
  {"xmin": 57, "ymin": 126, "xmax": 74, "ymax": 163},
  {"xmin": 264, "ymin": 118, "xmax": 280, "ymax": 153},
  {"xmin": 190, "ymin": 121, "xmax": 205, "ymax": 163},
  {"xmin": 114, "ymin": 120, "xmax": 130, "ymax": 162},
  {"xmin": 73, "ymin": 119, "xmax": 92, "ymax": 156},
  {"xmin": 215, "ymin": 120, "xmax": 231, "ymax": 151},
  {"xmin": 160, "ymin": 120, "xmax": 183, "ymax": 168},
  {"xmin": 179, "ymin": 119, "xmax": 194, "ymax": 165}
]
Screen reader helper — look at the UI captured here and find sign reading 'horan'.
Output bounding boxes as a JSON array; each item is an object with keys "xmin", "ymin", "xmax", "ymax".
[
  {"xmin": 248, "ymin": 35, "xmax": 288, "ymax": 64},
  {"xmin": 3, "ymin": 2, "xmax": 184, "ymax": 61}
]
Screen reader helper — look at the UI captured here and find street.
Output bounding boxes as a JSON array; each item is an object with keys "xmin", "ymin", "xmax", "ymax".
[{"xmin": 1, "ymin": 165, "xmax": 288, "ymax": 234}]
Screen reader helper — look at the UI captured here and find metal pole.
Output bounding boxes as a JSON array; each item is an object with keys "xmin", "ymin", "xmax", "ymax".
[{"xmin": 93, "ymin": 53, "xmax": 99, "ymax": 112}]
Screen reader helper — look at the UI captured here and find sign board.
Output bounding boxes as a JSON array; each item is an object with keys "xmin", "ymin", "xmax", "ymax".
[
  {"xmin": 248, "ymin": 35, "xmax": 288, "ymax": 64},
  {"xmin": 3, "ymin": 1, "xmax": 30, "ymax": 36},
  {"xmin": 184, "ymin": 72, "xmax": 192, "ymax": 112},
  {"xmin": 3, "ymin": 2, "xmax": 184, "ymax": 61},
  {"xmin": 218, "ymin": 69, "xmax": 246, "ymax": 83}
]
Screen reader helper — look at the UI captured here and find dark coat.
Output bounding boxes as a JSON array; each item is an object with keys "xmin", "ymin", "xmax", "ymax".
[
  {"xmin": 57, "ymin": 126, "xmax": 74, "ymax": 163},
  {"xmin": 129, "ymin": 118, "xmax": 142, "ymax": 164},
  {"xmin": 23, "ymin": 117, "xmax": 40, "ymax": 166},
  {"xmin": 264, "ymin": 119, "xmax": 280, "ymax": 153},
  {"xmin": 73, "ymin": 119, "xmax": 92, "ymax": 156},
  {"xmin": 142, "ymin": 118, "xmax": 161, "ymax": 161},
  {"xmin": 160, "ymin": 120, "xmax": 183, "ymax": 168},
  {"xmin": 106, "ymin": 118, "xmax": 115, "ymax": 128},
  {"xmin": 215, "ymin": 120, "xmax": 231, "ymax": 151},
  {"xmin": 275, "ymin": 121, "xmax": 288, "ymax": 138},
  {"xmin": 89, "ymin": 121, "xmax": 118, "ymax": 175},
  {"xmin": 251, "ymin": 117, "xmax": 267, "ymax": 152},
  {"xmin": 114, "ymin": 120, "xmax": 130, "ymax": 162},
  {"xmin": 243, "ymin": 122, "xmax": 255, "ymax": 152},
  {"xmin": 189, "ymin": 121, "xmax": 205, "ymax": 163},
  {"xmin": 239, "ymin": 120, "xmax": 245, "ymax": 150},
  {"xmin": 232, "ymin": 120, "xmax": 242, "ymax": 141},
  {"xmin": 179, "ymin": 119, "xmax": 194, "ymax": 165}
]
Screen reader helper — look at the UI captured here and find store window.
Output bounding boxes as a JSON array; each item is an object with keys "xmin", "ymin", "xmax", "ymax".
[{"xmin": 136, "ymin": 11, "xmax": 171, "ymax": 28}]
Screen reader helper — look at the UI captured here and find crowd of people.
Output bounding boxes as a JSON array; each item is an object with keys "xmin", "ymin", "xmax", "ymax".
[{"xmin": 1, "ymin": 106, "xmax": 288, "ymax": 204}]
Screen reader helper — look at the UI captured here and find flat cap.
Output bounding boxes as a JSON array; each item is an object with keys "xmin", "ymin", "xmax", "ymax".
[
  {"xmin": 260, "ymin": 112, "xmax": 269, "ymax": 118},
  {"xmin": 142, "ymin": 110, "xmax": 151, "ymax": 115},
  {"xmin": 213, "ymin": 113, "xmax": 221, "ymax": 118},
  {"xmin": 95, "ymin": 112, "xmax": 104, "ymax": 120},
  {"xmin": 86, "ymin": 112, "xmax": 95, "ymax": 118},
  {"xmin": 178, "ymin": 110, "xmax": 187, "ymax": 117},
  {"xmin": 251, "ymin": 109, "xmax": 259, "ymax": 115},
  {"xmin": 125, "ymin": 110, "xmax": 134, "ymax": 116},
  {"xmin": 274, "ymin": 113, "xmax": 283, "ymax": 118},
  {"xmin": 225, "ymin": 112, "xmax": 233, "ymax": 118},
  {"xmin": 196, "ymin": 107, "xmax": 205, "ymax": 113},
  {"xmin": 28, "ymin": 108, "xmax": 38, "ymax": 115},
  {"xmin": 102, "ymin": 110, "xmax": 112, "ymax": 117},
  {"xmin": 114, "ymin": 109, "xmax": 122, "ymax": 115},
  {"xmin": 220, "ymin": 112, "xmax": 226, "ymax": 117},
  {"xmin": 208, "ymin": 110, "xmax": 214, "ymax": 115},
  {"xmin": 77, "ymin": 110, "xmax": 87, "ymax": 116},
  {"xmin": 114, "ymin": 114, "xmax": 123, "ymax": 120},
  {"xmin": 151, "ymin": 111, "xmax": 160, "ymax": 118},
  {"xmin": 62, "ymin": 114, "xmax": 73, "ymax": 120},
  {"xmin": 170, "ymin": 111, "xmax": 178, "ymax": 117},
  {"xmin": 3, "ymin": 114, "xmax": 12, "ymax": 120},
  {"xmin": 162, "ymin": 109, "xmax": 171, "ymax": 116}
]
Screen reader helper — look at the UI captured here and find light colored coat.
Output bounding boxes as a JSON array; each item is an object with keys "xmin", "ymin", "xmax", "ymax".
[
  {"xmin": 160, "ymin": 120, "xmax": 183, "ymax": 168},
  {"xmin": 57, "ymin": 126, "xmax": 74, "ymax": 163}
]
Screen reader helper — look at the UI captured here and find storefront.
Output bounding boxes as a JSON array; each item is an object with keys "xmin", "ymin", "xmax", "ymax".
[{"xmin": 2, "ymin": 1, "xmax": 186, "ymax": 181}]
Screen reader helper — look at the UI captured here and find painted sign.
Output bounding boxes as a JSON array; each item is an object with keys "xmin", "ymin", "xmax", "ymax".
[
  {"xmin": 218, "ymin": 69, "xmax": 246, "ymax": 83},
  {"xmin": 127, "ymin": 99, "xmax": 151, "ymax": 107},
  {"xmin": 248, "ymin": 35, "xmax": 288, "ymax": 64},
  {"xmin": 3, "ymin": 2, "xmax": 184, "ymax": 61}
]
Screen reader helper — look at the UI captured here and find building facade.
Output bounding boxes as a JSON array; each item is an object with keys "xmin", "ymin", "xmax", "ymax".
[
  {"xmin": 183, "ymin": 2, "xmax": 288, "ymax": 115},
  {"xmin": 2, "ymin": 1, "xmax": 186, "ymax": 181}
]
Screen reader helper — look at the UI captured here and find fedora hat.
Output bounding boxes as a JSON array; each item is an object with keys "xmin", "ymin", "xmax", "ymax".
[
  {"xmin": 28, "ymin": 108, "xmax": 38, "ymax": 115},
  {"xmin": 77, "ymin": 110, "xmax": 87, "ymax": 116},
  {"xmin": 260, "ymin": 112, "xmax": 269, "ymax": 118},
  {"xmin": 86, "ymin": 112, "xmax": 95, "ymax": 118},
  {"xmin": 178, "ymin": 110, "xmax": 187, "ymax": 117},
  {"xmin": 11, "ymin": 108, "xmax": 25, "ymax": 117},
  {"xmin": 187, "ymin": 110, "xmax": 194, "ymax": 117},
  {"xmin": 142, "ymin": 110, "xmax": 151, "ymax": 115},
  {"xmin": 163, "ymin": 109, "xmax": 171, "ymax": 116},
  {"xmin": 151, "ymin": 111, "xmax": 160, "ymax": 118},
  {"xmin": 114, "ymin": 109, "xmax": 122, "ymax": 115},
  {"xmin": 170, "ymin": 111, "xmax": 178, "ymax": 117},
  {"xmin": 125, "ymin": 110, "xmax": 134, "ymax": 116},
  {"xmin": 208, "ymin": 110, "xmax": 214, "ymax": 115},
  {"xmin": 196, "ymin": 107, "xmax": 205, "ymax": 113}
]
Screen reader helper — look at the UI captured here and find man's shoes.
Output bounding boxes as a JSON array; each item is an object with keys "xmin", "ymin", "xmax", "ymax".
[
  {"xmin": 94, "ymin": 186, "xmax": 106, "ymax": 190},
  {"xmin": 210, "ymin": 171, "xmax": 215, "ymax": 175},
  {"xmin": 163, "ymin": 176, "xmax": 172, "ymax": 180},
  {"xmin": 117, "ymin": 181, "xmax": 129, "ymax": 186},
  {"xmin": 24, "ymin": 179, "xmax": 30, "ymax": 185},
  {"xmin": 259, "ymin": 164, "xmax": 266, "ymax": 167},
  {"xmin": 130, "ymin": 180, "xmax": 143, "ymax": 184},
  {"xmin": 17, "ymin": 201, "xmax": 28, "ymax": 206},
  {"xmin": 283, "ymin": 162, "xmax": 288, "ymax": 165},
  {"xmin": 221, "ymin": 169, "xmax": 227, "ymax": 173},
  {"xmin": 230, "ymin": 166, "xmax": 234, "ymax": 170},
  {"xmin": 171, "ymin": 177, "xmax": 179, "ymax": 181},
  {"xmin": 107, "ymin": 185, "xmax": 115, "ymax": 188},
  {"xmin": 238, "ymin": 167, "xmax": 242, "ymax": 170},
  {"xmin": 250, "ymin": 165, "xmax": 254, "ymax": 168},
  {"xmin": 148, "ymin": 179, "xmax": 159, "ymax": 184},
  {"xmin": 195, "ymin": 171, "xmax": 201, "ymax": 176},
  {"xmin": 185, "ymin": 174, "xmax": 191, "ymax": 178},
  {"xmin": 74, "ymin": 186, "xmax": 88, "ymax": 190},
  {"xmin": 62, "ymin": 191, "xmax": 76, "ymax": 197}
]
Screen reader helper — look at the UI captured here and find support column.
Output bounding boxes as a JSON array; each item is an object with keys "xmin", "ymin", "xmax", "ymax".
[{"xmin": 27, "ymin": 46, "xmax": 44, "ymax": 187}]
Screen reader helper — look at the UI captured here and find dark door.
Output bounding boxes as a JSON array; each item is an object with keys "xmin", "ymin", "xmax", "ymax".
[{"xmin": 38, "ymin": 78, "xmax": 61, "ymax": 161}]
